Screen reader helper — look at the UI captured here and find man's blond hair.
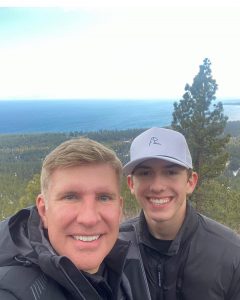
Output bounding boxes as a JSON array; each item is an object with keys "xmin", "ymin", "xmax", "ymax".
[{"xmin": 41, "ymin": 137, "xmax": 122, "ymax": 194}]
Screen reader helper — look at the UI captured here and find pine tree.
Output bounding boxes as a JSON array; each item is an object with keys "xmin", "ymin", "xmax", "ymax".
[
  {"xmin": 18, "ymin": 174, "xmax": 40, "ymax": 209},
  {"xmin": 171, "ymin": 58, "xmax": 230, "ymax": 209}
]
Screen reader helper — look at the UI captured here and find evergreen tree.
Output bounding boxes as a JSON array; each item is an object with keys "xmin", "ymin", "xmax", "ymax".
[
  {"xmin": 18, "ymin": 174, "xmax": 40, "ymax": 209},
  {"xmin": 171, "ymin": 58, "xmax": 230, "ymax": 209}
]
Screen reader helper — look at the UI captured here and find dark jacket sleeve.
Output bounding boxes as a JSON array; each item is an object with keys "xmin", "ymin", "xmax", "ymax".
[
  {"xmin": 227, "ymin": 260, "xmax": 240, "ymax": 300},
  {"xmin": 0, "ymin": 290, "xmax": 18, "ymax": 300}
]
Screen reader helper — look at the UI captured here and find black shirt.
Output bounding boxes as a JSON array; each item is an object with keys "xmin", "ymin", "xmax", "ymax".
[{"xmin": 139, "ymin": 212, "xmax": 172, "ymax": 300}]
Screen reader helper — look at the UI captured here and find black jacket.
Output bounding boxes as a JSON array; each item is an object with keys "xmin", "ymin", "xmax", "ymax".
[
  {"xmin": 119, "ymin": 203, "xmax": 240, "ymax": 300},
  {"xmin": 0, "ymin": 207, "xmax": 133, "ymax": 300}
]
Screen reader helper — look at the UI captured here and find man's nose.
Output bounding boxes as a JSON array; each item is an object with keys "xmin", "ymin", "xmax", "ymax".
[{"xmin": 76, "ymin": 198, "xmax": 101, "ymax": 226}]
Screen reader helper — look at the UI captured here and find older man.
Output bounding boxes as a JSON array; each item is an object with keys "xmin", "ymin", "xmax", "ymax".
[{"xmin": 0, "ymin": 138, "xmax": 132, "ymax": 300}]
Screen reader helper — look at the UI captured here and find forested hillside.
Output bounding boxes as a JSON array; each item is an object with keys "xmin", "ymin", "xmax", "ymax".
[
  {"xmin": 0, "ymin": 122, "xmax": 240, "ymax": 230},
  {"xmin": 0, "ymin": 129, "xmax": 144, "ymax": 219}
]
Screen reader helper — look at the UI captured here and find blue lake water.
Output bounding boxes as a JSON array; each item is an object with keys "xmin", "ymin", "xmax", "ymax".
[{"xmin": 0, "ymin": 99, "xmax": 239, "ymax": 134}]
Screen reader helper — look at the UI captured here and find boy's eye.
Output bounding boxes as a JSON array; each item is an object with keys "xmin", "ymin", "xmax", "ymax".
[
  {"xmin": 134, "ymin": 169, "xmax": 151, "ymax": 176},
  {"xmin": 166, "ymin": 170, "xmax": 177, "ymax": 175},
  {"xmin": 165, "ymin": 168, "xmax": 181, "ymax": 176}
]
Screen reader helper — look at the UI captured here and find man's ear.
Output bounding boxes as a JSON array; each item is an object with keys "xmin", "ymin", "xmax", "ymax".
[
  {"xmin": 127, "ymin": 175, "xmax": 135, "ymax": 195},
  {"xmin": 36, "ymin": 194, "xmax": 48, "ymax": 229}
]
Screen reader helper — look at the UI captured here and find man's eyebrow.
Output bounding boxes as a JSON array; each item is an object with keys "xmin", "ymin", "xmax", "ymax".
[
  {"xmin": 96, "ymin": 191, "xmax": 118, "ymax": 198},
  {"xmin": 56, "ymin": 190, "xmax": 79, "ymax": 197}
]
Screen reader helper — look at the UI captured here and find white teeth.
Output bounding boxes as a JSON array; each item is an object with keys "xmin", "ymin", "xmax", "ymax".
[
  {"xmin": 73, "ymin": 235, "xmax": 100, "ymax": 242},
  {"xmin": 149, "ymin": 198, "xmax": 170, "ymax": 205}
]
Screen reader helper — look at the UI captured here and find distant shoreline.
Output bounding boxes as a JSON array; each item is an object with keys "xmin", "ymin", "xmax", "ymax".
[
  {"xmin": 0, "ymin": 99, "xmax": 239, "ymax": 135},
  {"xmin": 223, "ymin": 102, "xmax": 240, "ymax": 106}
]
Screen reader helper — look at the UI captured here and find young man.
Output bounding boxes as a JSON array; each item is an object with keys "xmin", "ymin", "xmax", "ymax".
[
  {"xmin": 120, "ymin": 127, "xmax": 240, "ymax": 300},
  {"xmin": 0, "ymin": 138, "xmax": 133, "ymax": 300}
]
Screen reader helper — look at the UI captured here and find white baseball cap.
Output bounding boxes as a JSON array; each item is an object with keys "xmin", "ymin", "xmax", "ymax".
[{"xmin": 123, "ymin": 127, "xmax": 193, "ymax": 175}]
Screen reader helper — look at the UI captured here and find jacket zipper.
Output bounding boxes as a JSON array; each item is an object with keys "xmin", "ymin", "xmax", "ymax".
[
  {"xmin": 158, "ymin": 263, "xmax": 162, "ymax": 287},
  {"xmin": 157, "ymin": 263, "xmax": 164, "ymax": 299},
  {"xmin": 59, "ymin": 265, "xmax": 87, "ymax": 300}
]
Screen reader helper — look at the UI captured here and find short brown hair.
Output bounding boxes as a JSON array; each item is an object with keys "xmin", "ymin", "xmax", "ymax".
[{"xmin": 41, "ymin": 137, "xmax": 122, "ymax": 194}]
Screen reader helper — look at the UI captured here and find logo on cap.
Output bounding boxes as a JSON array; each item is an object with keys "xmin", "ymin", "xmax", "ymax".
[{"xmin": 149, "ymin": 136, "xmax": 161, "ymax": 147}]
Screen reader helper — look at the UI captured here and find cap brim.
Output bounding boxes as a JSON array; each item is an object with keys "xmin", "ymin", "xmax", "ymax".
[{"xmin": 123, "ymin": 155, "xmax": 191, "ymax": 175}]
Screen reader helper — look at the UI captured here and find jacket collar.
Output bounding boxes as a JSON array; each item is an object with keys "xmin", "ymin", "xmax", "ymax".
[
  {"xmin": 137, "ymin": 202, "xmax": 199, "ymax": 255},
  {"xmin": 104, "ymin": 238, "xmax": 131, "ymax": 297},
  {"xmin": 3, "ymin": 206, "xmax": 131, "ymax": 299},
  {"xmin": 0, "ymin": 207, "xmax": 39, "ymax": 267}
]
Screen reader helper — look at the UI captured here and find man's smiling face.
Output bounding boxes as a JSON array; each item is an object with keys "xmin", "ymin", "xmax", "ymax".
[{"xmin": 37, "ymin": 163, "xmax": 123, "ymax": 274}]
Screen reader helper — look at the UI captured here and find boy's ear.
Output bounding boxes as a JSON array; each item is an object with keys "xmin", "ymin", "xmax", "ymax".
[
  {"xmin": 127, "ymin": 175, "xmax": 135, "ymax": 194},
  {"xmin": 119, "ymin": 196, "xmax": 124, "ymax": 222},
  {"xmin": 187, "ymin": 171, "xmax": 198, "ymax": 194}
]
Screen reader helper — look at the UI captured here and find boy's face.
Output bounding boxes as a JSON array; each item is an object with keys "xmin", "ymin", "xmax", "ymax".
[
  {"xmin": 128, "ymin": 159, "xmax": 197, "ymax": 236},
  {"xmin": 37, "ymin": 163, "xmax": 123, "ymax": 274}
]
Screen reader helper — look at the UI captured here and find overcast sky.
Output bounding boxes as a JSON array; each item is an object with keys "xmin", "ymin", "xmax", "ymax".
[{"xmin": 0, "ymin": 0, "xmax": 240, "ymax": 100}]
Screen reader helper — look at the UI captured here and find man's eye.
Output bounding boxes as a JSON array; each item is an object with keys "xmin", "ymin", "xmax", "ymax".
[
  {"xmin": 98, "ymin": 195, "xmax": 112, "ymax": 202},
  {"xmin": 64, "ymin": 194, "xmax": 78, "ymax": 200}
]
